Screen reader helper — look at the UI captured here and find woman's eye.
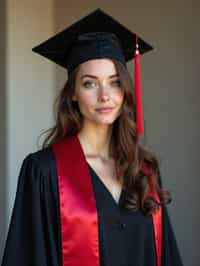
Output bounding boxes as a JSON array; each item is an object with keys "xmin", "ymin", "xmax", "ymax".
[
  {"xmin": 82, "ymin": 81, "xmax": 96, "ymax": 88},
  {"xmin": 111, "ymin": 80, "xmax": 121, "ymax": 87},
  {"xmin": 82, "ymin": 80, "xmax": 121, "ymax": 88}
]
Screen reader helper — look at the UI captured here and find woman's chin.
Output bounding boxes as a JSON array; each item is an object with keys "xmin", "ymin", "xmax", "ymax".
[
  {"xmin": 83, "ymin": 113, "xmax": 119, "ymax": 126},
  {"xmin": 92, "ymin": 117, "xmax": 117, "ymax": 125}
]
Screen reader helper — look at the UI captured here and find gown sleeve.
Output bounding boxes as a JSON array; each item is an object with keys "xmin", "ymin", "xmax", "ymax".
[
  {"xmin": 157, "ymin": 168, "xmax": 184, "ymax": 266},
  {"xmin": 161, "ymin": 205, "xmax": 184, "ymax": 266},
  {"xmin": 1, "ymin": 151, "xmax": 62, "ymax": 266}
]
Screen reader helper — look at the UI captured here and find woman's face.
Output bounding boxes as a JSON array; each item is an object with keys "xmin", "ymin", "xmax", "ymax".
[{"xmin": 73, "ymin": 58, "xmax": 124, "ymax": 125}]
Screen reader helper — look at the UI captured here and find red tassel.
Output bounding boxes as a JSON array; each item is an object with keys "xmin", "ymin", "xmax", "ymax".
[{"xmin": 134, "ymin": 35, "xmax": 144, "ymax": 135}]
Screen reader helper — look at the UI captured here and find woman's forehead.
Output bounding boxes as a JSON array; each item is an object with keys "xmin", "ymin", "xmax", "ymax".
[{"xmin": 78, "ymin": 58, "xmax": 118, "ymax": 78}]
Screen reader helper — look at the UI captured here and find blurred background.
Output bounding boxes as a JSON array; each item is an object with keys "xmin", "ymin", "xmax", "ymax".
[{"xmin": 0, "ymin": 1, "xmax": 199, "ymax": 265}]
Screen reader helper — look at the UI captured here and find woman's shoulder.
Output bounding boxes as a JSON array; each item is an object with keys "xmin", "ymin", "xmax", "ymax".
[
  {"xmin": 22, "ymin": 146, "xmax": 56, "ymax": 178},
  {"xmin": 29, "ymin": 145, "xmax": 54, "ymax": 163}
]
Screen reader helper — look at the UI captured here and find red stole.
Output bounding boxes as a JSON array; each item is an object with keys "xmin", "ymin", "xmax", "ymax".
[{"xmin": 52, "ymin": 135, "xmax": 162, "ymax": 266}]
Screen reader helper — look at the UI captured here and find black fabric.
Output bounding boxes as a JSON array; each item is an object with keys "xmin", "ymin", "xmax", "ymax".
[
  {"xmin": 66, "ymin": 32, "xmax": 127, "ymax": 74},
  {"xmin": 1, "ymin": 147, "xmax": 62, "ymax": 266},
  {"xmin": 88, "ymin": 163, "xmax": 157, "ymax": 266},
  {"xmin": 32, "ymin": 8, "xmax": 153, "ymax": 72},
  {"xmin": 1, "ymin": 147, "xmax": 183, "ymax": 266}
]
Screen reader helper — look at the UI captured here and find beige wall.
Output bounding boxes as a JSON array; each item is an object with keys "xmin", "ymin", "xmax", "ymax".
[
  {"xmin": 0, "ymin": 0, "xmax": 7, "ymax": 259},
  {"xmin": 0, "ymin": 0, "xmax": 55, "ymax": 261},
  {"xmin": 1, "ymin": 1, "xmax": 200, "ymax": 265},
  {"xmin": 6, "ymin": 0, "xmax": 55, "ymax": 208}
]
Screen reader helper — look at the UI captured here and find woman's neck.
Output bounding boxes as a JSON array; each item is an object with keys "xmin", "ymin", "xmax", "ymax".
[{"xmin": 77, "ymin": 120, "xmax": 113, "ymax": 159}]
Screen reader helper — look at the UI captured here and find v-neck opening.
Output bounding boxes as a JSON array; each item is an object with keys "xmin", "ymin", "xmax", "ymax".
[{"xmin": 87, "ymin": 162, "xmax": 124, "ymax": 208}]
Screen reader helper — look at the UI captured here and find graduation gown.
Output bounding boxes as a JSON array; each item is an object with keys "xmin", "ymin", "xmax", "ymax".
[{"xmin": 1, "ymin": 137, "xmax": 183, "ymax": 266}]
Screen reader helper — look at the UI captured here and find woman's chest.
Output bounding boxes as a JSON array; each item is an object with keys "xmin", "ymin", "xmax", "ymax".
[{"xmin": 86, "ymin": 158, "xmax": 123, "ymax": 204}]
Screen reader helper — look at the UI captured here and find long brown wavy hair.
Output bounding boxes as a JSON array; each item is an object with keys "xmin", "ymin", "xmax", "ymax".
[{"xmin": 39, "ymin": 58, "xmax": 172, "ymax": 215}]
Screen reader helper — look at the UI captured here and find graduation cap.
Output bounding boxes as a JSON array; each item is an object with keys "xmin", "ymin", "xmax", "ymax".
[{"xmin": 32, "ymin": 8, "xmax": 153, "ymax": 135}]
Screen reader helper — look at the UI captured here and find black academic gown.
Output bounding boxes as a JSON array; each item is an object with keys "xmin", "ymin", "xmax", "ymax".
[{"xmin": 1, "ymin": 146, "xmax": 183, "ymax": 266}]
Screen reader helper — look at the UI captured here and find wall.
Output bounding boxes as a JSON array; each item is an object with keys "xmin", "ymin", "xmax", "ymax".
[
  {"xmin": 0, "ymin": 0, "xmax": 55, "ymax": 262},
  {"xmin": 0, "ymin": 0, "xmax": 8, "ymax": 260}
]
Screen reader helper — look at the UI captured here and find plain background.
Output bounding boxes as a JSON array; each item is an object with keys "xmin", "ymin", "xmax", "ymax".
[{"xmin": 0, "ymin": 1, "xmax": 199, "ymax": 265}]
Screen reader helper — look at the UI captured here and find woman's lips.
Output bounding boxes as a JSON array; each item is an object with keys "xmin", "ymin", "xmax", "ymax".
[{"xmin": 95, "ymin": 107, "xmax": 114, "ymax": 113}]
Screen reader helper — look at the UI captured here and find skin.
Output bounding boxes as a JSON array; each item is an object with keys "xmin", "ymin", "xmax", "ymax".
[{"xmin": 73, "ymin": 58, "xmax": 125, "ymax": 203}]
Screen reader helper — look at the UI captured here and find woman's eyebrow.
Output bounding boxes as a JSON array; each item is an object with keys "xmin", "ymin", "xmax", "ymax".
[{"xmin": 80, "ymin": 74, "xmax": 119, "ymax": 79}]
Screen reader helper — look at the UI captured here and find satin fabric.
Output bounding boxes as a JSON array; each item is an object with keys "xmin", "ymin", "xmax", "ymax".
[
  {"xmin": 144, "ymin": 163, "xmax": 162, "ymax": 266},
  {"xmin": 52, "ymin": 135, "xmax": 162, "ymax": 266}
]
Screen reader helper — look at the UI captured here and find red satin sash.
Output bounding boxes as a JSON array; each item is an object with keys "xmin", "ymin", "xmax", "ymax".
[
  {"xmin": 142, "ymin": 163, "xmax": 162, "ymax": 266},
  {"xmin": 52, "ymin": 135, "xmax": 162, "ymax": 266}
]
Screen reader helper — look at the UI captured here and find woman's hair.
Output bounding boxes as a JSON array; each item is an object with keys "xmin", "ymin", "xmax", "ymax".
[{"xmin": 39, "ymin": 58, "xmax": 172, "ymax": 216}]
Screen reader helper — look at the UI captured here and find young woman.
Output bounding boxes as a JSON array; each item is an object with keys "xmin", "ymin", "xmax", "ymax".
[{"xmin": 1, "ymin": 8, "xmax": 183, "ymax": 266}]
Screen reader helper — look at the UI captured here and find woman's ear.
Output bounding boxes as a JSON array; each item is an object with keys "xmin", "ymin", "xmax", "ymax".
[{"xmin": 72, "ymin": 94, "xmax": 77, "ymax": 101}]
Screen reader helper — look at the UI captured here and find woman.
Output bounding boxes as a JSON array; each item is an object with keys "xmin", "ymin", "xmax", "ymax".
[{"xmin": 1, "ymin": 8, "xmax": 183, "ymax": 266}]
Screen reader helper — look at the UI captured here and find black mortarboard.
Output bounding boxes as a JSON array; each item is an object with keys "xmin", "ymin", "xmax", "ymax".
[
  {"xmin": 32, "ymin": 8, "xmax": 152, "ymax": 72},
  {"xmin": 32, "ymin": 8, "xmax": 154, "ymax": 135}
]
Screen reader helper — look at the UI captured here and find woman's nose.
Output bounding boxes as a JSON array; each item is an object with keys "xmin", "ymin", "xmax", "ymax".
[{"xmin": 98, "ymin": 86, "xmax": 110, "ymax": 101}]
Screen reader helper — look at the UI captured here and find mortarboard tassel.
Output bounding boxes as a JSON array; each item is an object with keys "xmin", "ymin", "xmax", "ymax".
[{"xmin": 134, "ymin": 34, "xmax": 144, "ymax": 135}]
